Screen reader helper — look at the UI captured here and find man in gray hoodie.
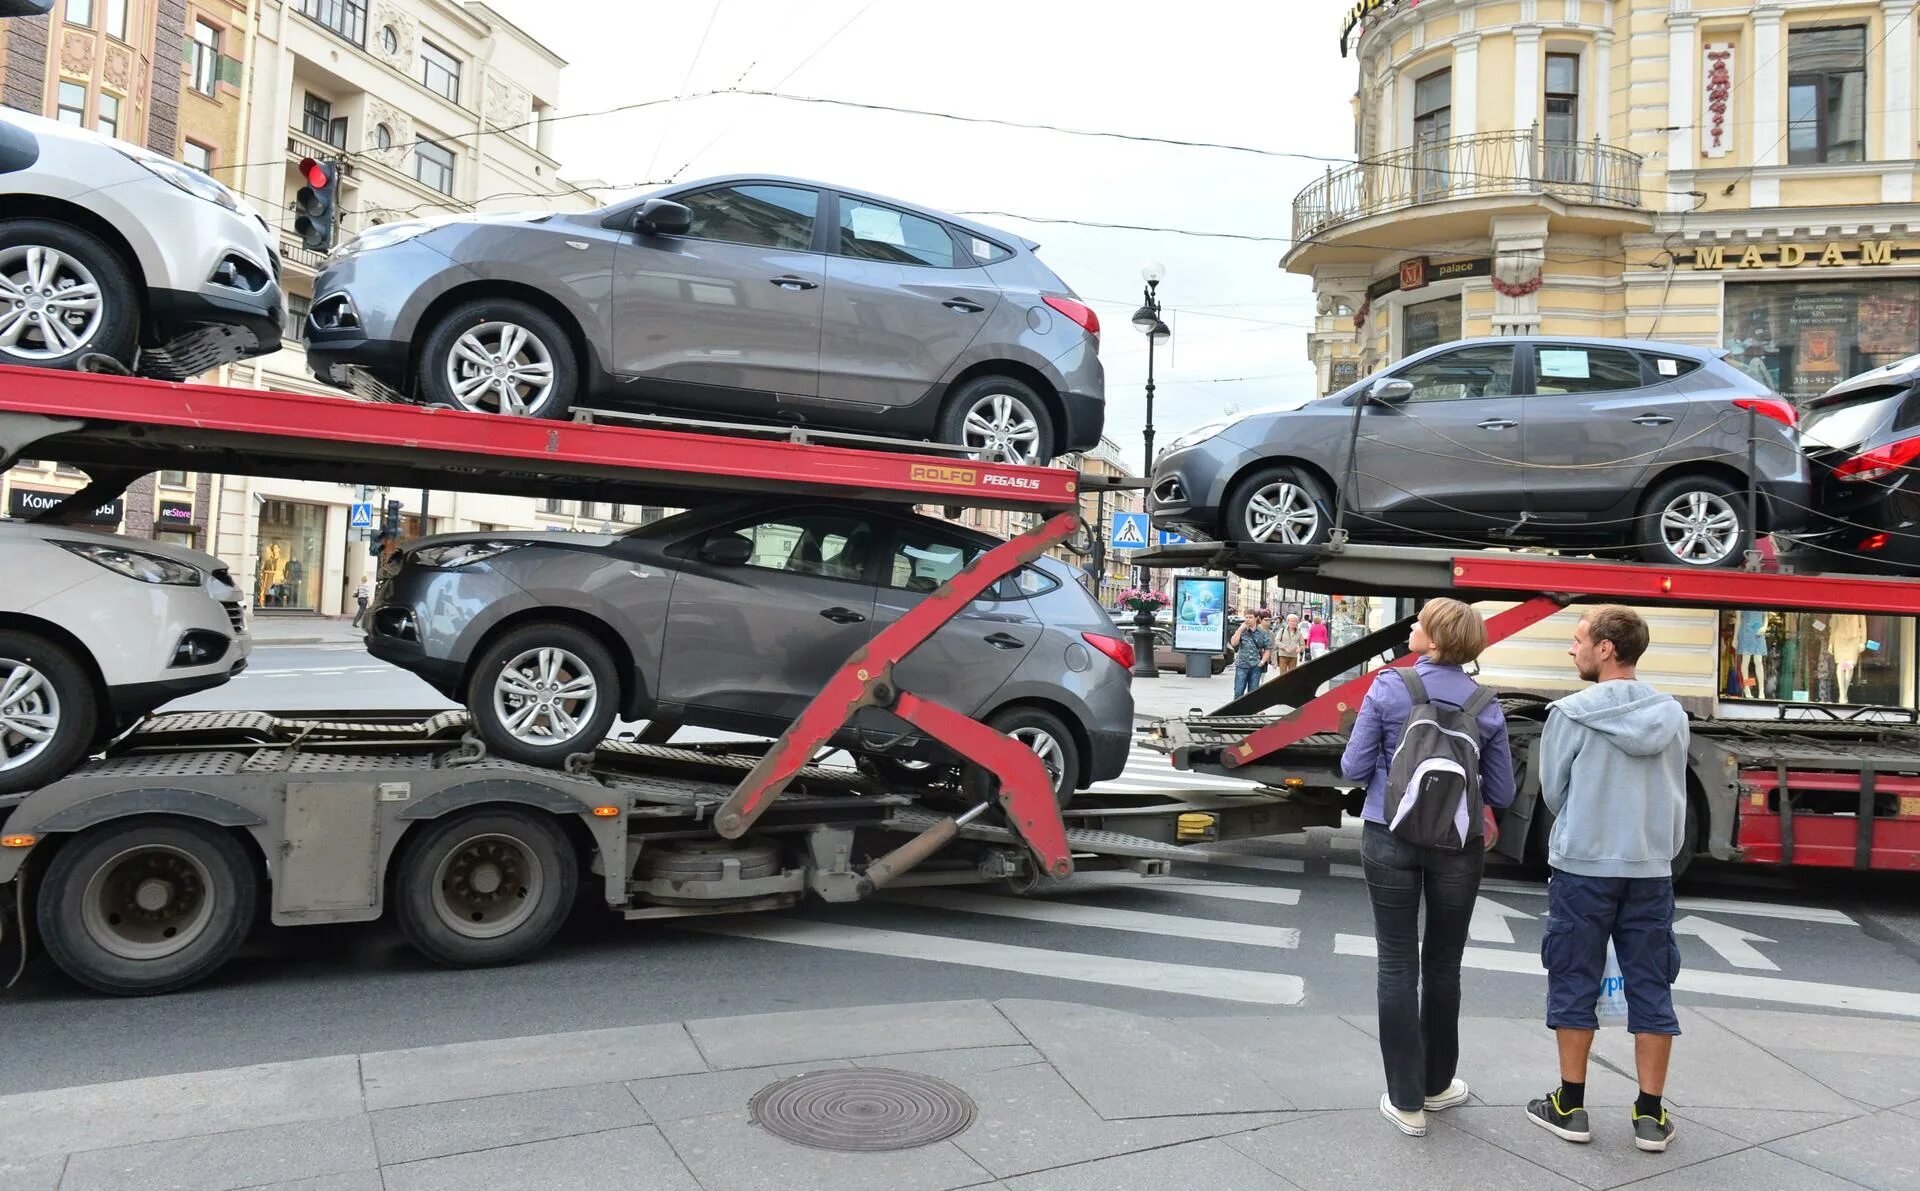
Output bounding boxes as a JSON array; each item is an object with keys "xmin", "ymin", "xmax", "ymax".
[{"xmin": 1527, "ymin": 606, "xmax": 1688, "ymax": 1155}]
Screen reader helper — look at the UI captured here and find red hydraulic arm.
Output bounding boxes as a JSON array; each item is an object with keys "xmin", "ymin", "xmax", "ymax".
[{"xmin": 715, "ymin": 511, "xmax": 1082, "ymax": 879}]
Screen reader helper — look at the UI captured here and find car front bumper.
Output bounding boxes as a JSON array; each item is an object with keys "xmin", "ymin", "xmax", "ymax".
[
  {"xmin": 1148, "ymin": 435, "xmax": 1260, "ymax": 537},
  {"xmin": 305, "ymin": 240, "xmax": 464, "ymax": 389}
]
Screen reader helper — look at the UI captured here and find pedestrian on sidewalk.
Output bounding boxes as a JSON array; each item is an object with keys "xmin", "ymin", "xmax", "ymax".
[
  {"xmin": 1272, "ymin": 613, "xmax": 1305, "ymax": 675},
  {"xmin": 351, "ymin": 581, "xmax": 371, "ymax": 628},
  {"xmin": 1528, "ymin": 606, "xmax": 1688, "ymax": 1153},
  {"xmin": 1340, "ymin": 598, "xmax": 1515, "ymax": 1137},
  {"xmin": 1305, "ymin": 612, "xmax": 1331, "ymax": 661},
  {"xmin": 1229, "ymin": 608, "xmax": 1272, "ymax": 700}
]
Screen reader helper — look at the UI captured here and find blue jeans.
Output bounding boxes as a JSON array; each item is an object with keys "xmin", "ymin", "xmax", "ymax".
[
  {"xmin": 1361, "ymin": 821, "xmax": 1485, "ymax": 1110},
  {"xmin": 1233, "ymin": 664, "xmax": 1263, "ymax": 699},
  {"xmin": 1543, "ymin": 869, "xmax": 1682, "ymax": 1035}
]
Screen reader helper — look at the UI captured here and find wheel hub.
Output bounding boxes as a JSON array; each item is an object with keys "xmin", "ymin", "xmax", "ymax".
[{"xmin": 133, "ymin": 877, "xmax": 174, "ymax": 913}]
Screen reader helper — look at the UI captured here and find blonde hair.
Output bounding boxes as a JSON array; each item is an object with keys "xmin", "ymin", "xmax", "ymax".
[{"xmin": 1420, "ymin": 598, "xmax": 1487, "ymax": 666}]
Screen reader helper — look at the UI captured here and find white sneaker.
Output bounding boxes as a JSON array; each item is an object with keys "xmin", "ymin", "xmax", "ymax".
[
  {"xmin": 1424, "ymin": 1078, "xmax": 1471, "ymax": 1111},
  {"xmin": 1379, "ymin": 1093, "xmax": 1428, "ymax": 1137}
]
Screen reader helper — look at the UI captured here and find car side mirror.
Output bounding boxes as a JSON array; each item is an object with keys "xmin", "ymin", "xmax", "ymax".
[
  {"xmin": 633, "ymin": 199, "xmax": 692, "ymax": 236},
  {"xmin": 700, "ymin": 536, "xmax": 753, "ymax": 566},
  {"xmin": 1369, "ymin": 378, "xmax": 1415, "ymax": 405}
]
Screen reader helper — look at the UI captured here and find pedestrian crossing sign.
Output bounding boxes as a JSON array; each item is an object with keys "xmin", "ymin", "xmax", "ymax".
[
  {"xmin": 349, "ymin": 502, "xmax": 374, "ymax": 530},
  {"xmin": 1110, "ymin": 512, "xmax": 1149, "ymax": 550}
]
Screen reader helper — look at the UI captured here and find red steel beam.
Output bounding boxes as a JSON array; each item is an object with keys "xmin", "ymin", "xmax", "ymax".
[
  {"xmin": 0, "ymin": 366, "xmax": 1079, "ymax": 511},
  {"xmin": 1451, "ymin": 554, "xmax": 1920, "ymax": 616},
  {"xmin": 1221, "ymin": 596, "xmax": 1567, "ymax": 769}
]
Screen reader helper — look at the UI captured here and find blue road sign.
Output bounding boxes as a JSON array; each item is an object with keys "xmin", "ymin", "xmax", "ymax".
[
  {"xmin": 1109, "ymin": 512, "xmax": 1149, "ymax": 550},
  {"xmin": 1158, "ymin": 530, "xmax": 1189, "ymax": 546},
  {"xmin": 348, "ymin": 502, "xmax": 374, "ymax": 530}
]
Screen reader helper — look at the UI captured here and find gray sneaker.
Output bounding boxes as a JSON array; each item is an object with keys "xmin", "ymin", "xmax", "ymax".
[
  {"xmin": 1633, "ymin": 1110, "xmax": 1676, "ymax": 1152},
  {"xmin": 1527, "ymin": 1090, "xmax": 1592, "ymax": 1143}
]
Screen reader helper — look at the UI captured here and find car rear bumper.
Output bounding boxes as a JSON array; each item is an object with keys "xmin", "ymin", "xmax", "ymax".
[
  {"xmin": 1757, "ymin": 478, "xmax": 1815, "ymax": 533},
  {"xmin": 1059, "ymin": 388, "xmax": 1106, "ymax": 453},
  {"xmin": 1086, "ymin": 726, "xmax": 1129, "ymax": 784}
]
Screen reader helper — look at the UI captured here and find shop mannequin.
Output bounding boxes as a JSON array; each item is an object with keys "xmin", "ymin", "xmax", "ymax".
[
  {"xmin": 1735, "ymin": 609, "xmax": 1767, "ymax": 697},
  {"xmin": 257, "ymin": 543, "xmax": 286, "ymax": 607},
  {"xmin": 1776, "ymin": 615, "xmax": 1800, "ymax": 700},
  {"xmin": 1830, "ymin": 614, "xmax": 1868, "ymax": 704}
]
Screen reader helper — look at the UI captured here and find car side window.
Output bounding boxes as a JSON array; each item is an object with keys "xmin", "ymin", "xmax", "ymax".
[
  {"xmin": 1533, "ymin": 345, "xmax": 1647, "ymax": 395},
  {"xmin": 1393, "ymin": 345, "xmax": 1515, "ymax": 402},
  {"xmin": 887, "ymin": 527, "xmax": 975, "ymax": 593},
  {"xmin": 713, "ymin": 512, "xmax": 876, "ymax": 582},
  {"xmin": 678, "ymin": 184, "xmax": 818, "ymax": 251},
  {"xmin": 1644, "ymin": 354, "xmax": 1703, "ymax": 381},
  {"xmin": 837, "ymin": 197, "xmax": 957, "ymax": 268},
  {"xmin": 962, "ymin": 233, "xmax": 1014, "ymax": 265}
]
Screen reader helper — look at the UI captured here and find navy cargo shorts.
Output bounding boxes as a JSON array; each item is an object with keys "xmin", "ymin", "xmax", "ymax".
[{"xmin": 1541, "ymin": 869, "xmax": 1682, "ymax": 1035}]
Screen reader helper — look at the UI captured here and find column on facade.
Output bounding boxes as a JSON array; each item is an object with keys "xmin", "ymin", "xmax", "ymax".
[
  {"xmin": 1665, "ymin": 12, "xmax": 1699, "ymax": 206},
  {"xmin": 1490, "ymin": 214, "xmax": 1548, "ymax": 336},
  {"xmin": 1595, "ymin": 31, "xmax": 1614, "ymax": 138},
  {"xmin": 1749, "ymin": 6, "xmax": 1783, "ymax": 206},
  {"xmin": 1453, "ymin": 35, "xmax": 1480, "ymax": 137},
  {"xmin": 1514, "ymin": 24, "xmax": 1542, "ymax": 169},
  {"xmin": 1884, "ymin": 0, "xmax": 1916, "ymax": 203}
]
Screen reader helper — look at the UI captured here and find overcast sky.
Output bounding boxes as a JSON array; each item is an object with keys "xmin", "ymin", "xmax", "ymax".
[{"xmin": 485, "ymin": 0, "xmax": 1359, "ymax": 469}]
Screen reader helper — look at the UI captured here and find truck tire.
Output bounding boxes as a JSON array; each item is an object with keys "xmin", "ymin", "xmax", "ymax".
[
  {"xmin": 36, "ymin": 817, "xmax": 257, "ymax": 996},
  {"xmin": 0, "ymin": 629, "xmax": 99, "ymax": 797},
  {"xmin": 467, "ymin": 622, "xmax": 620, "ymax": 768},
  {"xmin": 1672, "ymin": 797, "xmax": 1702, "ymax": 883},
  {"xmin": 393, "ymin": 808, "xmax": 578, "ymax": 968}
]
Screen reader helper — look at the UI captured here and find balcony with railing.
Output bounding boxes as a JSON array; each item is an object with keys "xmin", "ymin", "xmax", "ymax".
[{"xmin": 1290, "ymin": 127, "xmax": 1646, "ymax": 248}]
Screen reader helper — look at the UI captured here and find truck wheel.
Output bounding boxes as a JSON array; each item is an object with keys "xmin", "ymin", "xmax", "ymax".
[
  {"xmin": 0, "ymin": 629, "xmax": 99, "ymax": 797},
  {"xmin": 1672, "ymin": 797, "xmax": 1702, "ymax": 883},
  {"xmin": 467, "ymin": 622, "xmax": 620, "ymax": 768},
  {"xmin": 36, "ymin": 817, "xmax": 256, "ymax": 995},
  {"xmin": 393, "ymin": 808, "xmax": 578, "ymax": 968},
  {"xmin": 963, "ymin": 706, "xmax": 1081, "ymax": 810}
]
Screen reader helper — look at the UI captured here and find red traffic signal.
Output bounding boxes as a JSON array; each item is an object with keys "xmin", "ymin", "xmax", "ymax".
[{"xmin": 298, "ymin": 156, "xmax": 332, "ymax": 189}]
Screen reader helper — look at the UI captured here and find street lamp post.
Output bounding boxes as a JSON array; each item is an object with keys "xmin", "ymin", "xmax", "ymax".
[{"xmin": 1132, "ymin": 263, "xmax": 1170, "ymax": 475}]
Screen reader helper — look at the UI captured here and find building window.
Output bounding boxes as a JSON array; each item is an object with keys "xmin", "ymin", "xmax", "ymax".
[
  {"xmin": 63, "ymin": 0, "xmax": 91, "ymax": 28},
  {"xmin": 183, "ymin": 139, "xmax": 214, "ymax": 173},
  {"xmin": 379, "ymin": 25, "xmax": 399, "ymax": 55},
  {"xmin": 159, "ymin": 470, "xmax": 190, "ymax": 487},
  {"xmin": 102, "ymin": 0, "xmax": 125, "ymax": 39},
  {"xmin": 1328, "ymin": 361, "xmax": 1361, "ymax": 394},
  {"xmin": 413, "ymin": 137, "xmax": 455, "ymax": 194},
  {"xmin": 374, "ymin": 123, "xmax": 393, "ymax": 151},
  {"xmin": 1721, "ymin": 610, "xmax": 1908, "ymax": 706},
  {"xmin": 95, "ymin": 92, "xmax": 120, "ymax": 139},
  {"xmin": 56, "ymin": 81, "xmax": 86, "ymax": 126},
  {"xmin": 302, "ymin": 92, "xmax": 346, "ymax": 149},
  {"xmin": 190, "ymin": 20, "xmax": 221, "ymax": 96},
  {"xmin": 1544, "ymin": 53, "xmax": 1580, "ymax": 182},
  {"xmin": 256, "ymin": 499, "xmax": 327, "ymax": 611},
  {"xmin": 1726, "ymin": 277, "xmax": 1920, "ymax": 399},
  {"xmin": 1402, "ymin": 293, "xmax": 1462, "ymax": 358},
  {"xmin": 1789, "ymin": 26, "xmax": 1867, "ymax": 164},
  {"xmin": 299, "ymin": 0, "xmax": 367, "ymax": 48},
  {"xmin": 286, "ymin": 293, "xmax": 311, "ymax": 341},
  {"xmin": 1412, "ymin": 68, "xmax": 1452, "ymax": 199},
  {"xmin": 420, "ymin": 40, "xmax": 461, "ymax": 103}
]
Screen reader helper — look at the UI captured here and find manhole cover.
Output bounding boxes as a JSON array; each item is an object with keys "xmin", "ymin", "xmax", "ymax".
[{"xmin": 748, "ymin": 1069, "xmax": 976, "ymax": 1151}]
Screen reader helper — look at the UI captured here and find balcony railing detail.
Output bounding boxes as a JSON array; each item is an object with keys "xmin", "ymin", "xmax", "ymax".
[{"xmin": 1292, "ymin": 127, "xmax": 1644, "ymax": 243}]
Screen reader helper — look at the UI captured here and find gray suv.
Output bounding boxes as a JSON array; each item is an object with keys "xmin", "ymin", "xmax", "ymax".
[
  {"xmin": 365, "ymin": 499, "xmax": 1133, "ymax": 803},
  {"xmin": 306, "ymin": 175, "xmax": 1105, "ymax": 464},
  {"xmin": 1151, "ymin": 337, "xmax": 1811, "ymax": 568}
]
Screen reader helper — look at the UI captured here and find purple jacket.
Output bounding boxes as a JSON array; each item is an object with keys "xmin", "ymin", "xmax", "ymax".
[{"xmin": 1339, "ymin": 660, "xmax": 1517, "ymax": 824}]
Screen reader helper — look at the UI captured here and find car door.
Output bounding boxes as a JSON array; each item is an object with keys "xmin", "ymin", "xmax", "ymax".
[
  {"xmin": 609, "ymin": 182, "xmax": 824, "ymax": 401},
  {"xmin": 654, "ymin": 507, "xmax": 880, "ymax": 729},
  {"xmin": 1521, "ymin": 342, "xmax": 1691, "ymax": 513},
  {"xmin": 1348, "ymin": 343, "xmax": 1526, "ymax": 528},
  {"xmin": 819, "ymin": 194, "xmax": 1001, "ymax": 409},
  {"xmin": 857, "ymin": 518, "xmax": 1041, "ymax": 738}
]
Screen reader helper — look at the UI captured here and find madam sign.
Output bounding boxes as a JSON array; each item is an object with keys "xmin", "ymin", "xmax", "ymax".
[
  {"xmin": 1340, "ymin": 0, "xmax": 1407, "ymax": 56},
  {"xmin": 1684, "ymin": 241, "xmax": 1912, "ymax": 270}
]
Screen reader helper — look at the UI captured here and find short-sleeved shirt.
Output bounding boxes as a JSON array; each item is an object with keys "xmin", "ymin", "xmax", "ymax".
[{"xmin": 1234, "ymin": 626, "xmax": 1271, "ymax": 668}]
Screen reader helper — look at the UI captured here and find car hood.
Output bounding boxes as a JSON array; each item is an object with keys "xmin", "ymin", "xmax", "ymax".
[{"xmin": 0, "ymin": 519, "xmax": 231, "ymax": 573}]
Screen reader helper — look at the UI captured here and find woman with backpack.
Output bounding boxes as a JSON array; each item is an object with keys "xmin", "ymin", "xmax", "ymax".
[{"xmin": 1339, "ymin": 598, "xmax": 1516, "ymax": 1138}]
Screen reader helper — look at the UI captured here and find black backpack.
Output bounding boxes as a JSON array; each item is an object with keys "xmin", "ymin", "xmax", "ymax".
[{"xmin": 1382, "ymin": 668, "xmax": 1496, "ymax": 851}]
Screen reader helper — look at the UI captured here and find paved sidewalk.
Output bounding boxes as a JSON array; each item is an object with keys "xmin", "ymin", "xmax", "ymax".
[
  {"xmin": 3, "ymin": 999, "xmax": 1914, "ymax": 1190},
  {"xmin": 1131, "ymin": 670, "xmax": 1233, "ymax": 723},
  {"xmin": 246, "ymin": 616, "xmax": 366, "ymax": 647}
]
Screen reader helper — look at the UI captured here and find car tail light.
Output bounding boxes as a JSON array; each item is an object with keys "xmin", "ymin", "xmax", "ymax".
[
  {"xmin": 1860, "ymin": 532, "xmax": 1890, "ymax": 552},
  {"xmin": 1733, "ymin": 396, "xmax": 1798, "ymax": 429},
  {"xmin": 1082, "ymin": 632, "xmax": 1134, "ymax": 671},
  {"xmin": 1833, "ymin": 435, "xmax": 1920, "ymax": 483},
  {"xmin": 1044, "ymin": 296, "xmax": 1101, "ymax": 338}
]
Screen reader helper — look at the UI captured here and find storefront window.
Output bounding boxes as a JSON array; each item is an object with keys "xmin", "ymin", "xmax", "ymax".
[
  {"xmin": 1403, "ymin": 294, "xmax": 1461, "ymax": 358},
  {"xmin": 1724, "ymin": 279, "xmax": 1920, "ymax": 399},
  {"xmin": 1720, "ymin": 610, "xmax": 1910, "ymax": 707},
  {"xmin": 256, "ymin": 499, "xmax": 326, "ymax": 610}
]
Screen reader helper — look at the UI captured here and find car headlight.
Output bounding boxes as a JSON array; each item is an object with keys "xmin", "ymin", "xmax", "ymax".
[
  {"xmin": 332, "ymin": 221, "xmax": 433, "ymax": 260},
  {"xmin": 55, "ymin": 541, "xmax": 203, "ymax": 585},
  {"xmin": 410, "ymin": 541, "xmax": 525, "ymax": 569},
  {"xmin": 1164, "ymin": 420, "xmax": 1235, "ymax": 454},
  {"xmin": 114, "ymin": 145, "xmax": 238, "ymax": 210}
]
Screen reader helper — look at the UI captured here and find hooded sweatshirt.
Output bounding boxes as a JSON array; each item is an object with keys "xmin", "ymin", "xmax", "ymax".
[{"xmin": 1540, "ymin": 679, "xmax": 1689, "ymax": 879}]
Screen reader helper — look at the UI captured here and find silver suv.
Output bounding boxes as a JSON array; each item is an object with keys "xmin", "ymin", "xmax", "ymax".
[
  {"xmin": 306, "ymin": 175, "xmax": 1105, "ymax": 463},
  {"xmin": 0, "ymin": 106, "xmax": 282, "ymax": 378}
]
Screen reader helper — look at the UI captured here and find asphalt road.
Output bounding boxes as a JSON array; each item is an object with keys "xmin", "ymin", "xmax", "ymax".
[{"xmin": 6, "ymin": 646, "xmax": 1920, "ymax": 1096}]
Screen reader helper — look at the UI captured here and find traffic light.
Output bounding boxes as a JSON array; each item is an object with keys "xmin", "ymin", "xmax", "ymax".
[
  {"xmin": 368, "ymin": 499, "xmax": 404, "ymax": 557},
  {"xmin": 293, "ymin": 157, "xmax": 338, "ymax": 252}
]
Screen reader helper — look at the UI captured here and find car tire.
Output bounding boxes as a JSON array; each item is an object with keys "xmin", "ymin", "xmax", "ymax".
[
  {"xmin": 0, "ymin": 629, "xmax": 99, "ymax": 797},
  {"xmin": 937, "ymin": 375, "xmax": 1057, "ymax": 465},
  {"xmin": 1225, "ymin": 465, "xmax": 1334, "ymax": 547},
  {"xmin": 418, "ymin": 297, "xmax": 577, "ymax": 419},
  {"xmin": 856, "ymin": 753, "xmax": 950, "ymax": 790},
  {"xmin": 467, "ymin": 622, "xmax": 620, "ymax": 768},
  {"xmin": 392, "ymin": 808, "xmax": 578, "ymax": 968},
  {"xmin": 0, "ymin": 218, "xmax": 138, "ymax": 372},
  {"xmin": 1637, "ymin": 474, "xmax": 1750, "ymax": 568},
  {"xmin": 962, "ymin": 705, "xmax": 1082, "ymax": 810},
  {"xmin": 36, "ymin": 817, "xmax": 257, "ymax": 995}
]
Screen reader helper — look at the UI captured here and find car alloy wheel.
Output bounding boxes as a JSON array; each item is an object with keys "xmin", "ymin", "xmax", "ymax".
[
  {"xmin": 429, "ymin": 831, "xmax": 546, "ymax": 940},
  {"xmin": 1244, "ymin": 481, "xmax": 1321, "ymax": 544},
  {"xmin": 79, "ymin": 843, "xmax": 216, "ymax": 961},
  {"xmin": 445, "ymin": 321, "xmax": 558, "ymax": 416},
  {"xmin": 492, "ymin": 645, "xmax": 599, "ymax": 745},
  {"xmin": 0, "ymin": 244, "xmax": 104, "ymax": 361},
  {"xmin": 0, "ymin": 655, "xmax": 59, "ymax": 774},
  {"xmin": 1009, "ymin": 725, "xmax": 1067, "ymax": 797},
  {"xmin": 960, "ymin": 392, "xmax": 1044, "ymax": 465},
  {"xmin": 1659, "ymin": 490, "xmax": 1740, "ymax": 564}
]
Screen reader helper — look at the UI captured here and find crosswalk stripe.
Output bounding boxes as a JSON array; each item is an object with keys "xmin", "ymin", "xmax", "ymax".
[
  {"xmin": 679, "ymin": 917, "xmax": 1306, "ymax": 1005},
  {"xmin": 886, "ymin": 889, "xmax": 1302, "ymax": 949},
  {"xmin": 1175, "ymin": 852, "xmax": 1307, "ymax": 874},
  {"xmin": 1061, "ymin": 873, "xmax": 1303, "ymax": 907}
]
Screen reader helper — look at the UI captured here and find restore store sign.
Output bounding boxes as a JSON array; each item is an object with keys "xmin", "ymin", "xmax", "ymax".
[{"xmin": 8, "ymin": 486, "xmax": 122, "ymax": 525}]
